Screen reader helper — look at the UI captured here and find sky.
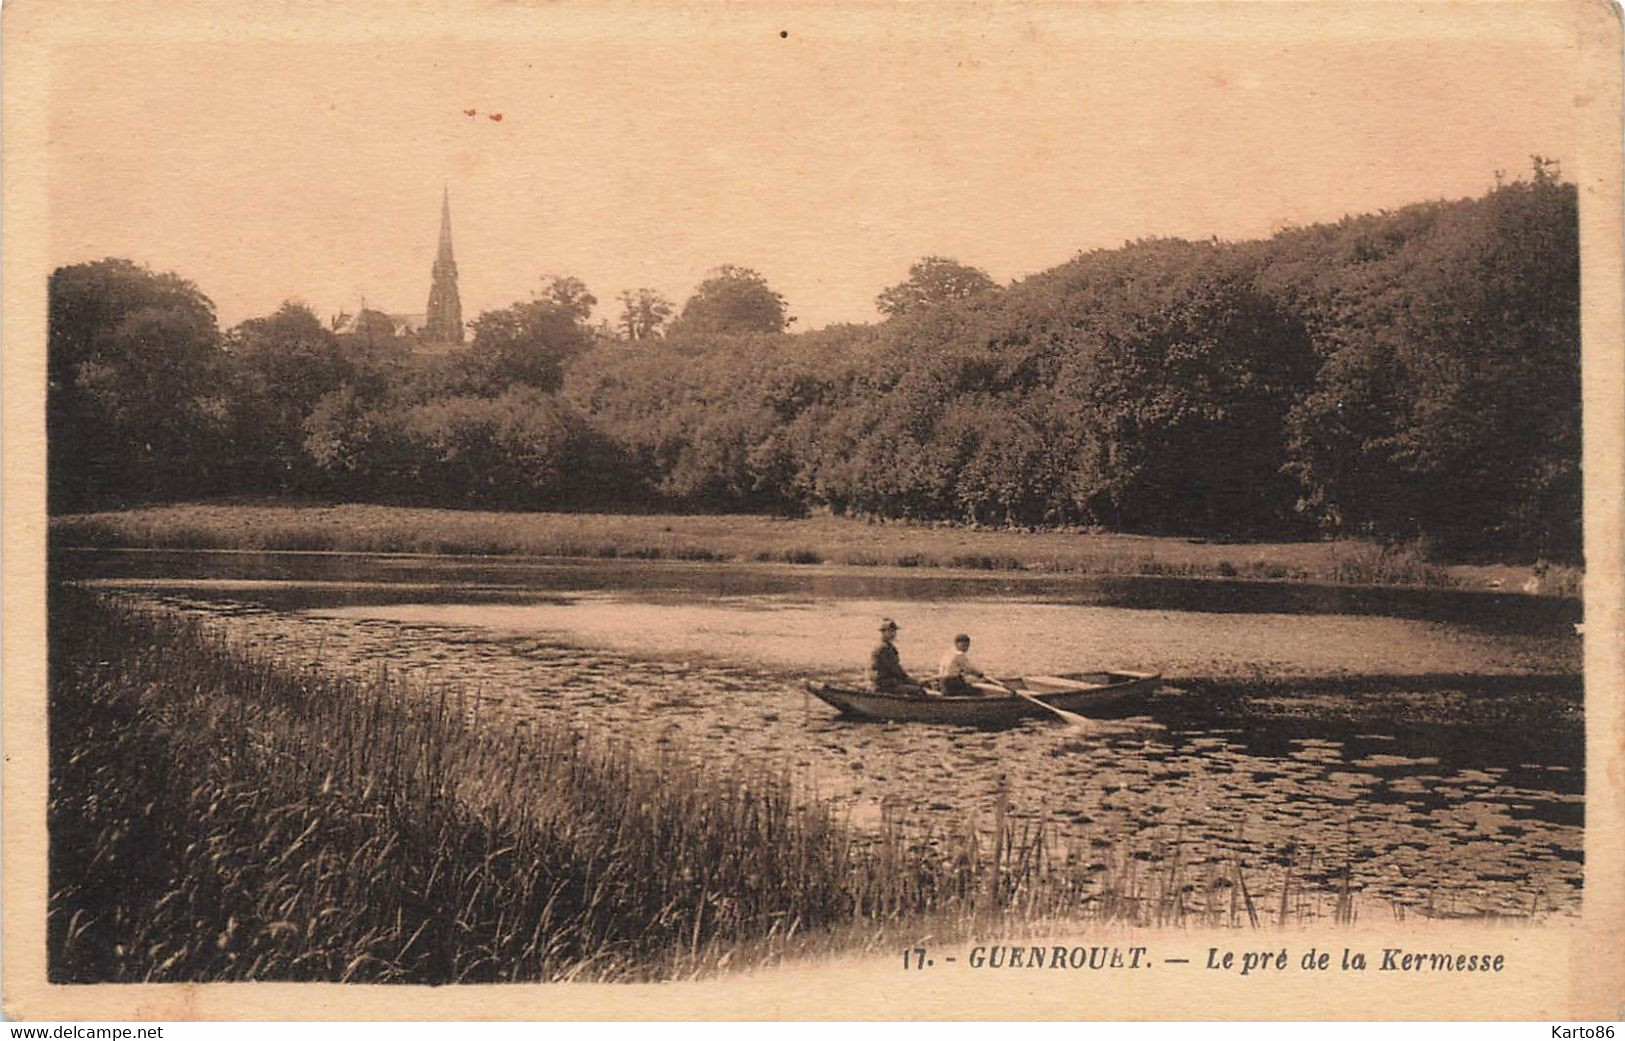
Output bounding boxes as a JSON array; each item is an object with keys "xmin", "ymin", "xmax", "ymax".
[{"xmin": 44, "ymin": 3, "xmax": 1587, "ymax": 332}]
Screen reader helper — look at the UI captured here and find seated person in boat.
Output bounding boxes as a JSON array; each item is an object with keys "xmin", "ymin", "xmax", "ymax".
[
  {"xmin": 870, "ymin": 618, "xmax": 924, "ymax": 694},
  {"xmin": 937, "ymin": 633, "xmax": 990, "ymax": 695}
]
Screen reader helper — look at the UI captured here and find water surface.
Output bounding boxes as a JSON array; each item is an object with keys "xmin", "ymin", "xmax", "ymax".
[{"xmin": 64, "ymin": 550, "xmax": 1584, "ymax": 921}]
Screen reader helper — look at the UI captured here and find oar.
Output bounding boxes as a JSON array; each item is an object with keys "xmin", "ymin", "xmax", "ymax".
[{"xmin": 992, "ymin": 678, "xmax": 1095, "ymax": 729}]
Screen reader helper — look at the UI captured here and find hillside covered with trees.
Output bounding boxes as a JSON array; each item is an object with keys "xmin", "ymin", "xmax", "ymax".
[{"xmin": 48, "ymin": 163, "xmax": 1580, "ymax": 562}]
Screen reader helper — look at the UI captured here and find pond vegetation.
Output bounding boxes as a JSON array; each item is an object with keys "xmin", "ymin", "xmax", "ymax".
[{"xmin": 52, "ymin": 588, "xmax": 1464, "ymax": 984}]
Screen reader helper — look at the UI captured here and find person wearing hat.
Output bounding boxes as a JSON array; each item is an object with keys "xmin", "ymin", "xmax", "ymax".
[
  {"xmin": 937, "ymin": 633, "xmax": 989, "ymax": 695},
  {"xmin": 869, "ymin": 618, "xmax": 923, "ymax": 695}
]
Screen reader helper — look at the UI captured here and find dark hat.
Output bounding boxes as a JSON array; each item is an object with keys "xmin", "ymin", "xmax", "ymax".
[
  {"xmin": 879, "ymin": 618, "xmax": 899, "ymax": 632},
  {"xmin": 954, "ymin": 633, "xmax": 971, "ymax": 643}
]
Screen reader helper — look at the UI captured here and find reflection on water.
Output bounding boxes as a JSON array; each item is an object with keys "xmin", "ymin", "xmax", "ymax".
[
  {"xmin": 75, "ymin": 586, "xmax": 1573, "ymax": 686},
  {"xmin": 57, "ymin": 548, "xmax": 1581, "ymax": 632}
]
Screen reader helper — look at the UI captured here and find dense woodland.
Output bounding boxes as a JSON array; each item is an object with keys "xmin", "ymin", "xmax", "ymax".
[{"xmin": 48, "ymin": 163, "xmax": 1580, "ymax": 561}]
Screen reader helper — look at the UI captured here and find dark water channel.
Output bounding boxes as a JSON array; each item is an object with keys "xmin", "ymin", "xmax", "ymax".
[{"xmin": 59, "ymin": 549, "xmax": 1586, "ymax": 921}]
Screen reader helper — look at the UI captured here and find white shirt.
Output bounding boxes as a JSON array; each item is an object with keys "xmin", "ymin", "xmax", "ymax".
[{"xmin": 938, "ymin": 648, "xmax": 983, "ymax": 680}]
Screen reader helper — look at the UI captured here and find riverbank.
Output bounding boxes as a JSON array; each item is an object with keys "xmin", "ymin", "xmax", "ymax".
[
  {"xmin": 50, "ymin": 503, "xmax": 1580, "ymax": 595},
  {"xmin": 55, "ymin": 589, "xmax": 1336, "ymax": 984}
]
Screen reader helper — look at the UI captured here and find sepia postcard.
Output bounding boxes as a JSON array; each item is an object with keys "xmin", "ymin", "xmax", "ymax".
[{"xmin": 4, "ymin": 0, "xmax": 1623, "ymax": 1022}]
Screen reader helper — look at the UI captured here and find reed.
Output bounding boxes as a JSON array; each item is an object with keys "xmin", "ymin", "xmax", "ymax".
[
  {"xmin": 1327, "ymin": 538, "xmax": 1454, "ymax": 588},
  {"xmin": 49, "ymin": 594, "xmax": 867, "ymax": 982},
  {"xmin": 48, "ymin": 503, "xmax": 1563, "ymax": 591},
  {"xmin": 50, "ymin": 589, "xmax": 1440, "ymax": 983}
]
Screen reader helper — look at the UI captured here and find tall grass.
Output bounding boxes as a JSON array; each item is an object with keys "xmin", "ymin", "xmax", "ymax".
[
  {"xmin": 1327, "ymin": 539, "xmax": 1454, "ymax": 588},
  {"xmin": 51, "ymin": 590, "xmax": 1400, "ymax": 982},
  {"xmin": 51, "ymin": 590, "xmax": 894, "ymax": 981},
  {"xmin": 48, "ymin": 503, "xmax": 1569, "ymax": 591}
]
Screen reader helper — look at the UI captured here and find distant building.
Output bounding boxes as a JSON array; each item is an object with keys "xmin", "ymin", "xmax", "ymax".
[
  {"xmin": 331, "ymin": 310, "xmax": 424, "ymax": 337},
  {"xmin": 422, "ymin": 185, "xmax": 465, "ymax": 346},
  {"xmin": 329, "ymin": 186, "xmax": 467, "ymax": 353}
]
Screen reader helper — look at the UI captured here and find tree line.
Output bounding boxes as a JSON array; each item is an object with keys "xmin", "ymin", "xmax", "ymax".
[{"xmin": 47, "ymin": 162, "xmax": 1580, "ymax": 561}]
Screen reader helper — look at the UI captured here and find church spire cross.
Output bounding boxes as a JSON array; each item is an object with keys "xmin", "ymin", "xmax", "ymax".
[{"xmin": 424, "ymin": 184, "xmax": 464, "ymax": 344}]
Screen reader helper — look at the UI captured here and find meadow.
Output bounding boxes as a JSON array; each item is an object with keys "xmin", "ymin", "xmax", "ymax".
[
  {"xmin": 50, "ymin": 588, "xmax": 1362, "ymax": 984},
  {"xmin": 49, "ymin": 503, "xmax": 1580, "ymax": 595}
]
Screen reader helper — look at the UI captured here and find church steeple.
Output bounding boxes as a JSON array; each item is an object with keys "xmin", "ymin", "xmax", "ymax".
[{"xmin": 424, "ymin": 184, "xmax": 464, "ymax": 344}]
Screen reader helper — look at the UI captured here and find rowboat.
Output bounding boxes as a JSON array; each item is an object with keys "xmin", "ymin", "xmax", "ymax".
[{"xmin": 804, "ymin": 670, "xmax": 1161, "ymax": 725}]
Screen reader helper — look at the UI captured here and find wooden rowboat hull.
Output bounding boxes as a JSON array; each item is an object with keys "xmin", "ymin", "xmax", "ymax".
[{"xmin": 805, "ymin": 670, "xmax": 1161, "ymax": 725}]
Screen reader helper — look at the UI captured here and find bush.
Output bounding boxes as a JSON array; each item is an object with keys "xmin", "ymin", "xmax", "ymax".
[{"xmin": 1328, "ymin": 539, "xmax": 1454, "ymax": 588}]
